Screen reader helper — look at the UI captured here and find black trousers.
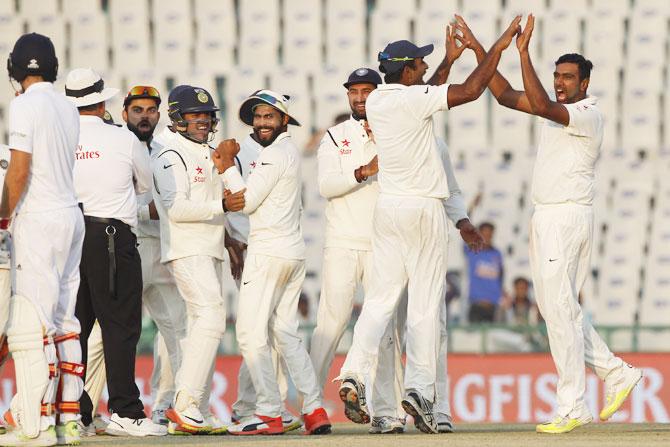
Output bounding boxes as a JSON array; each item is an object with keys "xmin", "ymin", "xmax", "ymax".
[
  {"xmin": 76, "ymin": 218, "xmax": 145, "ymax": 423},
  {"xmin": 468, "ymin": 300, "xmax": 497, "ymax": 323}
]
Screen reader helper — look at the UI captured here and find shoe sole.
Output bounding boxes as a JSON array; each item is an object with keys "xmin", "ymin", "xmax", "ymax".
[
  {"xmin": 229, "ymin": 428, "xmax": 284, "ymax": 436},
  {"xmin": 438, "ymin": 422, "xmax": 454, "ymax": 433},
  {"xmin": 106, "ymin": 426, "xmax": 167, "ymax": 437},
  {"xmin": 282, "ymin": 420, "xmax": 302, "ymax": 433},
  {"xmin": 339, "ymin": 385, "xmax": 370, "ymax": 424},
  {"xmin": 165, "ymin": 409, "xmax": 211, "ymax": 435},
  {"xmin": 599, "ymin": 370, "xmax": 643, "ymax": 421},
  {"xmin": 536, "ymin": 417, "xmax": 592, "ymax": 434},
  {"xmin": 305, "ymin": 422, "xmax": 332, "ymax": 435},
  {"xmin": 401, "ymin": 398, "xmax": 437, "ymax": 434}
]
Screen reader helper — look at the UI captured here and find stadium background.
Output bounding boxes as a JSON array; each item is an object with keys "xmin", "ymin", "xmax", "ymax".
[{"xmin": 0, "ymin": 0, "xmax": 668, "ymax": 424}]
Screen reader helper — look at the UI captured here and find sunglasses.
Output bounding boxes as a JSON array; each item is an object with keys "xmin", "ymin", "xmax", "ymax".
[
  {"xmin": 378, "ymin": 52, "xmax": 414, "ymax": 62},
  {"xmin": 126, "ymin": 85, "xmax": 160, "ymax": 99},
  {"xmin": 251, "ymin": 91, "xmax": 289, "ymax": 114}
]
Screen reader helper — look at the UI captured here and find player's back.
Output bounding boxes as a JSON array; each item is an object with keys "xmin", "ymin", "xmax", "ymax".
[
  {"xmin": 366, "ymin": 83, "xmax": 450, "ymax": 199},
  {"xmin": 9, "ymin": 82, "xmax": 80, "ymax": 213}
]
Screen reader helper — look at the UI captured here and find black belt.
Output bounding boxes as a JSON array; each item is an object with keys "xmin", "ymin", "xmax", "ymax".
[{"xmin": 84, "ymin": 216, "xmax": 128, "ymax": 299}]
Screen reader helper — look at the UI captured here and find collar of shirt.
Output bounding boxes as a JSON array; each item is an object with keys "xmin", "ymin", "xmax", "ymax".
[
  {"xmin": 347, "ymin": 116, "xmax": 372, "ymax": 145},
  {"xmin": 266, "ymin": 131, "xmax": 291, "ymax": 148},
  {"xmin": 375, "ymin": 83, "xmax": 406, "ymax": 92},
  {"xmin": 79, "ymin": 115, "xmax": 103, "ymax": 124},
  {"xmin": 575, "ymin": 95, "xmax": 598, "ymax": 106},
  {"xmin": 23, "ymin": 81, "xmax": 53, "ymax": 94}
]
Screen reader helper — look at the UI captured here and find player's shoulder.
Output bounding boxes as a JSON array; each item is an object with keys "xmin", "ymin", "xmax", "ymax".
[{"xmin": 325, "ymin": 119, "xmax": 351, "ymax": 140}]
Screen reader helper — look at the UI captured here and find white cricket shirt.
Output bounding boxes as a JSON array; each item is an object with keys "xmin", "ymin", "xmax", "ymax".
[
  {"xmin": 152, "ymin": 128, "xmax": 226, "ymax": 262},
  {"xmin": 222, "ymin": 132, "xmax": 305, "ymax": 260},
  {"xmin": 365, "ymin": 83, "xmax": 451, "ymax": 199},
  {"xmin": 73, "ymin": 115, "xmax": 152, "ymax": 228},
  {"xmin": 8, "ymin": 82, "xmax": 80, "ymax": 214},
  {"xmin": 317, "ymin": 116, "xmax": 379, "ymax": 251},
  {"xmin": 226, "ymin": 135, "xmax": 262, "ymax": 244},
  {"xmin": 136, "ymin": 134, "xmax": 165, "ymax": 239},
  {"xmin": 531, "ymin": 96, "xmax": 603, "ymax": 206}
]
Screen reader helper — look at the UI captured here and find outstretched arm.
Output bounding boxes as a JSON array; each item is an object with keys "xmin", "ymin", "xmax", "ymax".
[
  {"xmin": 455, "ymin": 14, "xmax": 532, "ymax": 113},
  {"xmin": 518, "ymin": 15, "xmax": 569, "ymax": 125},
  {"xmin": 446, "ymin": 15, "xmax": 522, "ymax": 108}
]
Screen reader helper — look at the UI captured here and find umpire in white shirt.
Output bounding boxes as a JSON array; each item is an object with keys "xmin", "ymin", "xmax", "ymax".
[{"xmin": 66, "ymin": 68, "xmax": 166, "ymax": 437}]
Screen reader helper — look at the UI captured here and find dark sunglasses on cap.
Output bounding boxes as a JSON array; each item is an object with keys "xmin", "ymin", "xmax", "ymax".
[
  {"xmin": 124, "ymin": 85, "xmax": 161, "ymax": 106},
  {"xmin": 378, "ymin": 52, "xmax": 414, "ymax": 62}
]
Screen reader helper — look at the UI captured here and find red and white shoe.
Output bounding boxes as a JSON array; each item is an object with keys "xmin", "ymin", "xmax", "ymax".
[
  {"xmin": 303, "ymin": 408, "xmax": 331, "ymax": 435},
  {"xmin": 228, "ymin": 414, "xmax": 283, "ymax": 436}
]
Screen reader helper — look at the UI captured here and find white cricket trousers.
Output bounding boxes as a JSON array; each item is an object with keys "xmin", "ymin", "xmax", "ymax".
[
  {"xmin": 340, "ymin": 195, "xmax": 448, "ymax": 401},
  {"xmin": 530, "ymin": 204, "xmax": 623, "ymax": 417},
  {"xmin": 168, "ymin": 255, "xmax": 226, "ymax": 411},
  {"xmin": 138, "ymin": 236, "xmax": 187, "ymax": 410},
  {"xmin": 236, "ymin": 254, "xmax": 321, "ymax": 417},
  {"xmin": 310, "ymin": 247, "xmax": 404, "ymax": 417}
]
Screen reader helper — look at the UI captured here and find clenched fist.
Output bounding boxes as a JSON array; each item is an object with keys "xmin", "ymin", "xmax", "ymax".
[{"xmin": 212, "ymin": 138, "xmax": 240, "ymax": 174}]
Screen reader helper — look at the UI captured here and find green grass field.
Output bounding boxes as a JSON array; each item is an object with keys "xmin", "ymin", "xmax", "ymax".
[{"xmin": 81, "ymin": 422, "xmax": 670, "ymax": 446}]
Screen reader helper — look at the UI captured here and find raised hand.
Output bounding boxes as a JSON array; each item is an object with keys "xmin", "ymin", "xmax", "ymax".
[
  {"xmin": 453, "ymin": 15, "xmax": 481, "ymax": 53},
  {"xmin": 446, "ymin": 23, "xmax": 468, "ymax": 64},
  {"xmin": 516, "ymin": 14, "xmax": 535, "ymax": 53},
  {"xmin": 495, "ymin": 15, "xmax": 522, "ymax": 50},
  {"xmin": 216, "ymin": 138, "xmax": 240, "ymax": 159}
]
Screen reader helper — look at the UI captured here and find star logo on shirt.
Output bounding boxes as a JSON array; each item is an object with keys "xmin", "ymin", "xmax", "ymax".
[
  {"xmin": 196, "ymin": 166, "xmax": 203, "ymax": 174},
  {"xmin": 341, "ymin": 139, "xmax": 350, "ymax": 147},
  {"xmin": 250, "ymin": 161, "xmax": 257, "ymax": 169}
]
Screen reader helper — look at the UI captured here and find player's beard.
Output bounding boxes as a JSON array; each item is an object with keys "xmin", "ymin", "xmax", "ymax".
[
  {"xmin": 127, "ymin": 119, "xmax": 156, "ymax": 142},
  {"xmin": 253, "ymin": 125, "xmax": 284, "ymax": 147}
]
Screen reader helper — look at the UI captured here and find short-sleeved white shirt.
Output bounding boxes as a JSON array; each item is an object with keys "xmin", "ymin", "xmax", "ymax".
[
  {"xmin": 74, "ymin": 116, "xmax": 152, "ymax": 227},
  {"xmin": 365, "ymin": 83, "xmax": 451, "ymax": 199},
  {"xmin": 8, "ymin": 82, "xmax": 80, "ymax": 213},
  {"xmin": 531, "ymin": 96, "xmax": 603, "ymax": 206}
]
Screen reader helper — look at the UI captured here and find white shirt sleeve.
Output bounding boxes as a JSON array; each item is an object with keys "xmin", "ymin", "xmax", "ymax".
[
  {"xmin": 131, "ymin": 135, "xmax": 152, "ymax": 195},
  {"xmin": 404, "ymin": 84, "xmax": 451, "ymax": 121},
  {"xmin": 317, "ymin": 130, "xmax": 359, "ymax": 199},
  {"xmin": 222, "ymin": 147, "xmax": 285, "ymax": 214},
  {"xmin": 8, "ymin": 98, "xmax": 34, "ymax": 154},
  {"xmin": 565, "ymin": 102, "xmax": 601, "ymax": 138},
  {"xmin": 153, "ymin": 151, "xmax": 224, "ymax": 222},
  {"xmin": 438, "ymin": 138, "xmax": 468, "ymax": 225}
]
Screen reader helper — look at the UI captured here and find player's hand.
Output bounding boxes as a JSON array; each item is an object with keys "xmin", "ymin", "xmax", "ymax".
[
  {"xmin": 148, "ymin": 201, "xmax": 159, "ymax": 220},
  {"xmin": 453, "ymin": 15, "xmax": 481, "ymax": 53},
  {"xmin": 458, "ymin": 219, "xmax": 484, "ymax": 252},
  {"xmin": 224, "ymin": 188, "xmax": 246, "ymax": 212},
  {"xmin": 224, "ymin": 232, "xmax": 247, "ymax": 280},
  {"xmin": 217, "ymin": 138, "xmax": 240, "ymax": 158},
  {"xmin": 516, "ymin": 14, "xmax": 535, "ymax": 53},
  {"xmin": 446, "ymin": 23, "xmax": 468, "ymax": 64},
  {"xmin": 362, "ymin": 120, "xmax": 375, "ymax": 143},
  {"xmin": 495, "ymin": 15, "xmax": 522, "ymax": 51},
  {"xmin": 360, "ymin": 155, "xmax": 378, "ymax": 178}
]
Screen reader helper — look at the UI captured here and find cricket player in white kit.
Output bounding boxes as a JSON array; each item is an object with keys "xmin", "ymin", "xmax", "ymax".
[
  {"xmin": 337, "ymin": 17, "xmax": 523, "ymax": 434},
  {"xmin": 0, "ymin": 33, "xmax": 85, "ymax": 446},
  {"xmin": 152, "ymin": 85, "xmax": 245, "ymax": 435},
  {"xmin": 0, "ymin": 145, "xmax": 11, "ymax": 386},
  {"xmin": 218, "ymin": 90, "xmax": 331, "ymax": 436},
  {"xmin": 227, "ymin": 135, "xmax": 302, "ymax": 433},
  {"xmin": 460, "ymin": 15, "xmax": 642, "ymax": 433}
]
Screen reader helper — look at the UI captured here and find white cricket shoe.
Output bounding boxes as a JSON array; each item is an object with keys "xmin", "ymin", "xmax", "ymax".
[
  {"xmin": 166, "ymin": 406, "xmax": 211, "ymax": 435},
  {"xmin": 401, "ymin": 389, "xmax": 437, "ymax": 434},
  {"xmin": 55, "ymin": 421, "xmax": 80, "ymax": 445},
  {"xmin": 600, "ymin": 364, "xmax": 643, "ymax": 421},
  {"xmin": 105, "ymin": 413, "xmax": 167, "ymax": 437},
  {"xmin": 151, "ymin": 409, "xmax": 169, "ymax": 426},
  {"xmin": 368, "ymin": 416, "xmax": 404, "ymax": 434},
  {"xmin": 0, "ymin": 425, "xmax": 57, "ymax": 446},
  {"xmin": 76, "ymin": 420, "xmax": 96, "ymax": 437},
  {"xmin": 281, "ymin": 410, "xmax": 302, "ymax": 433},
  {"xmin": 436, "ymin": 413, "xmax": 454, "ymax": 433}
]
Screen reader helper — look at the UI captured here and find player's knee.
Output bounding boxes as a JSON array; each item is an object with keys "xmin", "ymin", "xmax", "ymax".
[
  {"xmin": 7, "ymin": 295, "xmax": 44, "ymax": 352},
  {"xmin": 195, "ymin": 303, "xmax": 226, "ymax": 338}
]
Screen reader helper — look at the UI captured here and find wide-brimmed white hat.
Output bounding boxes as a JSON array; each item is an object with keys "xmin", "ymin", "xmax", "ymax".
[
  {"xmin": 239, "ymin": 89, "xmax": 301, "ymax": 127},
  {"xmin": 65, "ymin": 68, "xmax": 119, "ymax": 107}
]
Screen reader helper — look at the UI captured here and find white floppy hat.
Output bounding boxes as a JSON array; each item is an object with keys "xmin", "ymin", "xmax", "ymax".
[
  {"xmin": 238, "ymin": 89, "xmax": 301, "ymax": 127},
  {"xmin": 64, "ymin": 68, "xmax": 119, "ymax": 107}
]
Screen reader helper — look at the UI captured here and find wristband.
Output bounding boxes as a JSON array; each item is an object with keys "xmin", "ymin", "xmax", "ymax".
[{"xmin": 0, "ymin": 218, "xmax": 9, "ymax": 230}]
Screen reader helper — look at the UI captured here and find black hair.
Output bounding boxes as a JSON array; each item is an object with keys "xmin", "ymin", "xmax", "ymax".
[
  {"xmin": 555, "ymin": 53, "xmax": 593, "ymax": 81},
  {"xmin": 77, "ymin": 102, "xmax": 103, "ymax": 113},
  {"xmin": 513, "ymin": 277, "xmax": 530, "ymax": 287},
  {"xmin": 382, "ymin": 59, "xmax": 418, "ymax": 84},
  {"xmin": 479, "ymin": 221, "xmax": 495, "ymax": 232}
]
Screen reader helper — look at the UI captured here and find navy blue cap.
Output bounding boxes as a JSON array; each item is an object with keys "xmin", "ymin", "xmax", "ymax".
[
  {"xmin": 378, "ymin": 40, "xmax": 434, "ymax": 74},
  {"xmin": 168, "ymin": 84, "xmax": 219, "ymax": 115},
  {"xmin": 343, "ymin": 67, "xmax": 383, "ymax": 89}
]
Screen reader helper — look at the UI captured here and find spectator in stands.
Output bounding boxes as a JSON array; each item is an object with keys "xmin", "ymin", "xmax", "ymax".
[
  {"xmin": 499, "ymin": 276, "xmax": 536, "ymax": 325},
  {"xmin": 465, "ymin": 222, "xmax": 504, "ymax": 323}
]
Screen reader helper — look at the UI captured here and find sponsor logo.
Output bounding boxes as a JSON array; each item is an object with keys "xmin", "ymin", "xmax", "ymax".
[
  {"xmin": 163, "ymin": 164, "xmax": 174, "ymax": 169},
  {"xmin": 196, "ymin": 166, "xmax": 203, "ymax": 174},
  {"xmin": 75, "ymin": 145, "xmax": 100, "ymax": 160},
  {"xmin": 260, "ymin": 162, "xmax": 272, "ymax": 166},
  {"xmin": 27, "ymin": 59, "xmax": 39, "ymax": 69},
  {"xmin": 339, "ymin": 148, "xmax": 352, "ymax": 155},
  {"xmin": 341, "ymin": 139, "xmax": 350, "ymax": 147},
  {"xmin": 250, "ymin": 161, "xmax": 257, "ymax": 169}
]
